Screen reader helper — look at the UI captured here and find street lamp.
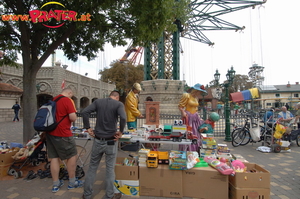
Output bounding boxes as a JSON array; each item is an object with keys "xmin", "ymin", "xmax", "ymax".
[{"xmin": 214, "ymin": 66, "xmax": 235, "ymax": 142}]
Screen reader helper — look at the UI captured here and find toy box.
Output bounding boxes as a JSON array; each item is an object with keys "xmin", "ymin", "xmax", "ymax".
[
  {"xmin": 115, "ymin": 157, "xmax": 138, "ymax": 180},
  {"xmin": 229, "ymin": 183, "xmax": 270, "ymax": 199},
  {"xmin": 114, "ymin": 180, "xmax": 139, "ymax": 196},
  {"xmin": 169, "ymin": 150, "xmax": 187, "ymax": 170},
  {"xmin": 229, "ymin": 162, "xmax": 270, "ymax": 189},
  {"xmin": 0, "ymin": 150, "xmax": 18, "ymax": 165}
]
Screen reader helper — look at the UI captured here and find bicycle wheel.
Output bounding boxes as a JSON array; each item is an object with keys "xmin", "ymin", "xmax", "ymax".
[
  {"xmin": 239, "ymin": 129, "xmax": 251, "ymax": 146},
  {"xmin": 231, "ymin": 128, "xmax": 246, "ymax": 147}
]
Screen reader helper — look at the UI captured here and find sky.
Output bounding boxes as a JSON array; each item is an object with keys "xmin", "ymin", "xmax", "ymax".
[{"xmin": 41, "ymin": 0, "xmax": 300, "ymax": 87}]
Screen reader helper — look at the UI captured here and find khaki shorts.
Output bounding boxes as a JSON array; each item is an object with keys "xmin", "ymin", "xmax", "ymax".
[{"xmin": 46, "ymin": 134, "xmax": 77, "ymax": 160}]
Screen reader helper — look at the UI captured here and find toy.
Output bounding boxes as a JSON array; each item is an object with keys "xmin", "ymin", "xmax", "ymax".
[
  {"xmin": 231, "ymin": 160, "xmax": 246, "ymax": 173},
  {"xmin": 147, "ymin": 151, "xmax": 169, "ymax": 168},
  {"xmin": 204, "ymin": 156, "xmax": 235, "ymax": 176}
]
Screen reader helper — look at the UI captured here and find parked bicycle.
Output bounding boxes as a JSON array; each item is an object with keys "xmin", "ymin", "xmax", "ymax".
[{"xmin": 231, "ymin": 111, "xmax": 272, "ymax": 147}]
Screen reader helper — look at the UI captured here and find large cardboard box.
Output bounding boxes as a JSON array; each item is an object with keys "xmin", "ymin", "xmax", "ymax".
[
  {"xmin": 115, "ymin": 157, "xmax": 138, "ymax": 180},
  {"xmin": 229, "ymin": 162, "xmax": 270, "ymax": 188},
  {"xmin": 0, "ymin": 150, "xmax": 17, "ymax": 165},
  {"xmin": 182, "ymin": 166, "xmax": 228, "ymax": 199},
  {"xmin": 0, "ymin": 164, "xmax": 11, "ymax": 177},
  {"xmin": 229, "ymin": 183, "xmax": 270, "ymax": 199},
  {"xmin": 139, "ymin": 165, "xmax": 183, "ymax": 198}
]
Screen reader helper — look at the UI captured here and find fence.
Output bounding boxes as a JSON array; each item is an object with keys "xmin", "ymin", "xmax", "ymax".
[{"xmin": 75, "ymin": 112, "xmax": 261, "ymax": 138}]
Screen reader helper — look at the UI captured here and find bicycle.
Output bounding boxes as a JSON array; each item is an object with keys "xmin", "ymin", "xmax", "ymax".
[{"xmin": 231, "ymin": 113, "xmax": 273, "ymax": 147}]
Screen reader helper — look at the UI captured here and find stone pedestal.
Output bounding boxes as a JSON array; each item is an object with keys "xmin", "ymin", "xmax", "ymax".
[
  {"xmin": 145, "ymin": 101, "xmax": 160, "ymax": 127},
  {"xmin": 138, "ymin": 79, "xmax": 185, "ymax": 115}
]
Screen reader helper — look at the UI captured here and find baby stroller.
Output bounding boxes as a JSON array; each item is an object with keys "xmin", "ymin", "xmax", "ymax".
[
  {"xmin": 8, "ymin": 132, "xmax": 49, "ymax": 179},
  {"xmin": 282, "ymin": 129, "xmax": 300, "ymax": 147}
]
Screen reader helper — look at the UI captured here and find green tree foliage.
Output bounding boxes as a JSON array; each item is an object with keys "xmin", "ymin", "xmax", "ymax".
[
  {"xmin": 0, "ymin": 0, "xmax": 190, "ymax": 143},
  {"xmin": 99, "ymin": 62, "xmax": 144, "ymax": 94}
]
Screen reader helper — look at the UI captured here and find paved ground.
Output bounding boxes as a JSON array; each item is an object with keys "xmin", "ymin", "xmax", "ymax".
[{"xmin": 0, "ymin": 120, "xmax": 300, "ymax": 199}]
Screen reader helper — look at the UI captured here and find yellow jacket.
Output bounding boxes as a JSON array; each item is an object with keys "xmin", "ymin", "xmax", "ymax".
[{"xmin": 125, "ymin": 91, "xmax": 141, "ymax": 122}]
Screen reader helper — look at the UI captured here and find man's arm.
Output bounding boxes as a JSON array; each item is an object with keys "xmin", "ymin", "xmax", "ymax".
[
  {"xmin": 69, "ymin": 112, "xmax": 77, "ymax": 122},
  {"xmin": 81, "ymin": 101, "xmax": 97, "ymax": 129},
  {"xmin": 118, "ymin": 103, "xmax": 127, "ymax": 133}
]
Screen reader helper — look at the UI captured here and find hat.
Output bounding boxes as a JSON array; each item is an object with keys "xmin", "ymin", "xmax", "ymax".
[
  {"xmin": 192, "ymin": 83, "xmax": 207, "ymax": 93},
  {"xmin": 209, "ymin": 112, "xmax": 220, "ymax": 122},
  {"xmin": 133, "ymin": 83, "xmax": 142, "ymax": 91}
]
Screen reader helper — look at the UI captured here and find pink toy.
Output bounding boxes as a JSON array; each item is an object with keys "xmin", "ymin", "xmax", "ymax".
[
  {"xmin": 204, "ymin": 156, "xmax": 235, "ymax": 176},
  {"xmin": 231, "ymin": 160, "xmax": 246, "ymax": 172}
]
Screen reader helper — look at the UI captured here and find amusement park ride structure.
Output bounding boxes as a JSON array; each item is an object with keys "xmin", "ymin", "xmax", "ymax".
[{"xmin": 119, "ymin": 0, "xmax": 267, "ymax": 81}]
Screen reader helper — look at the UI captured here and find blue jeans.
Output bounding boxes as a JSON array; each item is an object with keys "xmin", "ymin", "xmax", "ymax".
[
  {"xmin": 13, "ymin": 110, "xmax": 19, "ymax": 121},
  {"xmin": 83, "ymin": 139, "xmax": 118, "ymax": 199}
]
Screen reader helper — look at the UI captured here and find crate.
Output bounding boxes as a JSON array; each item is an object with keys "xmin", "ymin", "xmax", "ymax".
[{"xmin": 120, "ymin": 142, "xmax": 140, "ymax": 152}]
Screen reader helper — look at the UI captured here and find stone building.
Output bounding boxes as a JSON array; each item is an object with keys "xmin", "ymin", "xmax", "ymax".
[{"xmin": 0, "ymin": 62, "xmax": 115, "ymax": 122}]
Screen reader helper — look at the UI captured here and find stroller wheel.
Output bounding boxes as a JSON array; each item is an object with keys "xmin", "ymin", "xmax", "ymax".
[
  {"xmin": 32, "ymin": 160, "xmax": 40, "ymax": 166},
  {"xmin": 44, "ymin": 162, "xmax": 50, "ymax": 170},
  {"xmin": 8, "ymin": 168, "xmax": 16, "ymax": 176},
  {"xmin": 297, "ymin": 134, "xmax": 300, "ymax": 147},
  {"xmin": 272, "ymin": 144, "xmax": 281, "ymax": 153},
  {"xmin": 14, "ymin": 171, "xmax": 23, "ymax": 179}
]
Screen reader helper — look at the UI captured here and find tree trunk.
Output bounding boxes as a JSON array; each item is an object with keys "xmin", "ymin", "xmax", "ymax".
[{"xmin": 22, "ymin": 64, "xmax": 38, "ymax": 144}]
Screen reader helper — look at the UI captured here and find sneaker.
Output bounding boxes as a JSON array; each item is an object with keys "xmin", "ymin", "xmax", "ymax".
[
  {"xmin": 52, "ymin": 180, "xmax": 64, "ymax": 193},
  {"xmin": 68, "ymin": 180, "xmax": 84, "ymax": 190}
]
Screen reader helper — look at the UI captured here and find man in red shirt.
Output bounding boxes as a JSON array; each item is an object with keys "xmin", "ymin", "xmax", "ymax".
[{"xmin": 46, "ymin": 88, "xmax": 83, "ymax": 192}]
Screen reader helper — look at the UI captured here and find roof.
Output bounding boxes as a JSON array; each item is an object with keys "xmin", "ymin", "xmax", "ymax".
[
  {"xmin": 258, "ymin": 84, "xmax": 300, "ymax": 93},
  {"xmin": 0, "ymin": 83, "xmax": 23, "ymax": 93}
]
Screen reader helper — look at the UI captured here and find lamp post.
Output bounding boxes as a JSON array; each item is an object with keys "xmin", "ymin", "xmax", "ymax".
[
  {"xmin": 201, "ymin": 92, "xmax": 208, "ymax": 120},
  {"xmin": 214, "ymin": 66, "xmax": 235, "ymax": 142}
]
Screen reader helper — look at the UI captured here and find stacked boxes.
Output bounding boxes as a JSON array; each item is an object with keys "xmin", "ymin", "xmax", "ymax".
[
  {"xmin": 216, "ymin": 144, "xmax": 232, "ymax": 161},
  {"xmin": 169, "ymin": 150, "xmax": 187, "ymax": 170},
  {"xmin": 114, "ymin": 157, "xmax": 139, "ymax": 196},
  {"xmin": 137, "ymin": 149, "xmax": 150, "ymax": 167},
  {"xmin": 200, "ymin": 137, "xmax": 217, "ymax": 159},
  {"xmin": 229, "ymin": 162, "xmax": 271, "ymax": 199}
]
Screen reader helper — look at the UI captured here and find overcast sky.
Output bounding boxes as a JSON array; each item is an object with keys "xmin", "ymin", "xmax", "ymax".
[{"xmin": 43, "ymin": 0, "xmax": 300, "ymax": 87}]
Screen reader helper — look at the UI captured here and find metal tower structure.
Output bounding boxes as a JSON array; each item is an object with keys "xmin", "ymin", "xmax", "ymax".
[
  {"xmin": 144, "ymin": 0, "xmax": 267, "ymax": 80},
  {"xmin": 248, "ymin": 63, "xmax": 265, "ymax": 87}
]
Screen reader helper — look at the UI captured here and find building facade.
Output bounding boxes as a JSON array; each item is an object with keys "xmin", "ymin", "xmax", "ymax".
[{"xmin": 0, "ymin": 62, "xmax": 115, "ymax": 122}]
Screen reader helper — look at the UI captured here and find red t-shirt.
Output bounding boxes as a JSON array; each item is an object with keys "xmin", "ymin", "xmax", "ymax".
[{"xmin": 49, "ymin": 95, "xmax": 76, "ymax": 137}]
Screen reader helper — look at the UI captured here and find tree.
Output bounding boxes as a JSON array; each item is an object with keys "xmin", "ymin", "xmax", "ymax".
[
  {"xmin": 0, "ymin": 0, "xmax": 190, "ymax": 143},
  {"xmin": 99, "ymin": 62, "xmax": 144, "ymax": 94}
]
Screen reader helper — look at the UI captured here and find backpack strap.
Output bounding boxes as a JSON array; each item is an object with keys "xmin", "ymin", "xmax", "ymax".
[{"xmin": 54, "ymin": 95, "xmax": 68, "ymax": 125}]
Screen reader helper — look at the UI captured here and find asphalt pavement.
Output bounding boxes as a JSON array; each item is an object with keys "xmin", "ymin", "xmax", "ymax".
[{"xmin": 0, "ymin": 120, "xmax": 299, "ymax": 199}]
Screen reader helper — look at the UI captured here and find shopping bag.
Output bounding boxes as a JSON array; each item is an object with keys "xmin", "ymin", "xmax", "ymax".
[
  {"xmin": 274, "ymin": 124, "xmax": 286, "ymax": 139},
  {"xmin": 249, "ymin": 121, "xmax": 260, "ymax": 142}
]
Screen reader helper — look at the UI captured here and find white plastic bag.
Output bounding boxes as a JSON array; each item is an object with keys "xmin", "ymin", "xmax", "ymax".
[{"xmin": 249, "ymin": 121, "xmax": 260, "ymax": 142}]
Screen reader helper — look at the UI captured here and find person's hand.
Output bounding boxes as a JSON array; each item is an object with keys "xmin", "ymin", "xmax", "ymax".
[
  {"xmin": 139, "ymin": 114, "xmax": 144, "ymax": 118},
  {"xmin": 87, "ymin": 128, "xmax": 95, "ymax": 137},
  {"xmin": 114, "ymin": 131, "xmax": 122, "ymax": 141}
]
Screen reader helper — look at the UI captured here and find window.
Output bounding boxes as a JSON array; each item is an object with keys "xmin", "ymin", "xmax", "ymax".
[
  {"xmin": 294, "ymin": 93, "xmax": 299, "ymax": 98},
  {"xmin": 266, "ymin": 103, "xmax": 272, "ymax": 106},
  {"xmin": 275, "ymin": 93, "xmax": 280, "ymax": 97}
]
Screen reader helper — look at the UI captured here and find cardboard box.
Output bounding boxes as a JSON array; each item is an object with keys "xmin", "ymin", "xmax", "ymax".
[
  {"xmin": 229, "ymin": 183, "xmax": 270, "ymax": 199},
  {"xmin": 0, "ymin": 164, "xmax": 11, "ymax": 177},
  {"xmin": 229, "ymin": 162, "xmax": 270, "ymax": 188},
  {"xmin": 182, "ymin": 167, "xmax": 228, "ymax": 199},
  {"xmin": 0, "ymin": 150, "xmax": 17, "ymax": 165},
  {"xmin": 114, "ymin": 180, "xmax": 139, "ymax": 196},
  {"xmin": 139, "ymin": 165, "xmax": 182, "ymax": 198},
  {"xmin": 115, "ymin": 157, "xmax": 138, "ymax": 180}
]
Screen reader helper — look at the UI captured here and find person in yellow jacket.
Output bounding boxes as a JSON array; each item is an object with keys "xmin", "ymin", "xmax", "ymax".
[{"xmin": 125, "ymin": 83, "xmax": 144, "ymax": 129}]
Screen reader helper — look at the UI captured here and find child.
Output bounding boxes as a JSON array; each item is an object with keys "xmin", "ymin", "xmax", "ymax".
[{"xmin": 198, "ymin": 112, "xmax": 220, "ymax": 135}]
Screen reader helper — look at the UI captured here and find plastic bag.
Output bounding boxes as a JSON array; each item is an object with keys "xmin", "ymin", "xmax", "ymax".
[
  {"xmin": 249, "ymin": 122, "xmax": 260, "ymax": 142},
  {"xmin": 274, "ymin": 124, "xmax": 286, "ymax": 139}
]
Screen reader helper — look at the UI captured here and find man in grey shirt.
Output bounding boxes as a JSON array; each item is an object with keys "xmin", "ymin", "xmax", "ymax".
[{"xmin": 81, "ymin": 91, "xmax": 126, "ymax": 199}]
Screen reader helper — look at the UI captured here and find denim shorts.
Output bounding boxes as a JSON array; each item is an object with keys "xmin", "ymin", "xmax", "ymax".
[{"xmin": 46, "ymin": 134, "xmax": 77, "ymax": 160}]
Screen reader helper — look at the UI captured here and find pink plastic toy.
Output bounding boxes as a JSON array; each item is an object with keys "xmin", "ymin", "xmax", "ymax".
[{"xmin": 204, "ymin": 156, "xmax": 235, "ymax": 176}]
